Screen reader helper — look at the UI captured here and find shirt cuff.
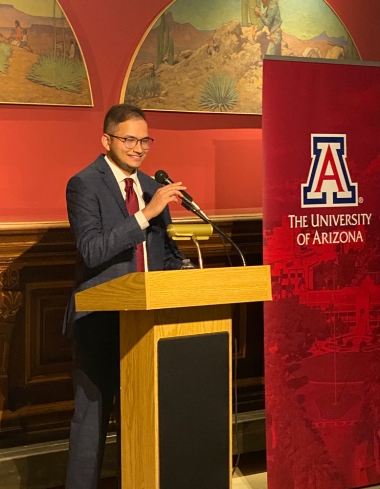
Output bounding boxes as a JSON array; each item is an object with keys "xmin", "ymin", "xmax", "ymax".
[{"xmin": 135, "ymin": 210, "xmax": 149, "ymax": 230}]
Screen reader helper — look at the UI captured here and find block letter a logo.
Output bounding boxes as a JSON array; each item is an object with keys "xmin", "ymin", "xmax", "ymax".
[{"xmin": 301, "ymin": 134, "xmax": 358, "ymax": 208}]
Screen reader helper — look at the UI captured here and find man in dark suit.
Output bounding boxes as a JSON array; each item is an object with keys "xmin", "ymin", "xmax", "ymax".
[{"xmin": 64, "ymin": 104, "xmax": 189, "ymax": 489}]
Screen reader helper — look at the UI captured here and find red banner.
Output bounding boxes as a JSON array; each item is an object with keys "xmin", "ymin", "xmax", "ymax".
[{"xmin": 263, "ymin": 58, "xmax": 380, "ymax": 489}]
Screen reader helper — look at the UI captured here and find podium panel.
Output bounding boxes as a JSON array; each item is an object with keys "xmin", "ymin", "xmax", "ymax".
[
  {"xmin": 158, "ymin": 333, "xmax": 229, "ymax": 489},
  {"xmin": 119, "ymin": 304, "xmax": 232, "ymax": 489}
]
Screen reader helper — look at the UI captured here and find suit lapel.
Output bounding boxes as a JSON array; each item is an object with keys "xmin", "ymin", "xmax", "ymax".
[
  {"xmin": 138, "ymin": 171, "xmax": 161, "ymax": 261},
  {"xmin": 138, "ymin": 170, "xmax": 158, "ymax": 204},
  {"xmin": 95, "ymin": 156, "xmax": 129, "ymax": 218}
]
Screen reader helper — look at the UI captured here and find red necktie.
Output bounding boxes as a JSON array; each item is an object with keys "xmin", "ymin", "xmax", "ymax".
[{"xmin": 125, "ymin": 178, "xmax": 145, "ymax": 272}]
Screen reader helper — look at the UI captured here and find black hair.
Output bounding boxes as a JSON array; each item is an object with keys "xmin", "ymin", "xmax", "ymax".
[{"xmin": 103, "ymin": 104, "xmax": 146, "ymax": 134}]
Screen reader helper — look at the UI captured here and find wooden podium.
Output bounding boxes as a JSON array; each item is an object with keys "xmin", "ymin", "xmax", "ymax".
[{"xmin": 75, "ymin": 265, "xmax": 271, "ymax": 489}]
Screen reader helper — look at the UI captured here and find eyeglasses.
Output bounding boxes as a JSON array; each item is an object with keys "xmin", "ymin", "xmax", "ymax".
[{"xmin": 107, "ymin": 134, "xmax": 154, "ymax": 150}]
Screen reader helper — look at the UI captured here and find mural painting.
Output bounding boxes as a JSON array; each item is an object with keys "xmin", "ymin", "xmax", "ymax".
[
  {"xmin": 122, "ymin": 0, "xmax": 359, "ymax": 114},
  {"xmin": 0, "ymin": 0, "xmax": 92, "ymax": 106}
]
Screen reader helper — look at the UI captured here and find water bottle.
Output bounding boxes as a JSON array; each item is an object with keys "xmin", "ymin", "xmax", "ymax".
[{"xmin": 181, "ymin": 259, "xmax": 194, "ymax": 269}]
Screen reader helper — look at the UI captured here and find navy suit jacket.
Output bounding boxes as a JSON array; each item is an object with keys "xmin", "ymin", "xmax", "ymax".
[{"xmin": 63, "ymin": 155, "xmax": 185, "ymax": 333}]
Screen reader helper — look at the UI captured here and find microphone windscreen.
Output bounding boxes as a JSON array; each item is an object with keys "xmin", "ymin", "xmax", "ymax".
[{"xmin": 154, "ymin": 170, "xmax": 169, "ymax": 184}]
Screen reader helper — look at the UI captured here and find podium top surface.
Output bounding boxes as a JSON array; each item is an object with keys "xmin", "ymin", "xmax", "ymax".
[{"xmin": 75, "ymin": 265, "xmax": 272, "ymax": 312}]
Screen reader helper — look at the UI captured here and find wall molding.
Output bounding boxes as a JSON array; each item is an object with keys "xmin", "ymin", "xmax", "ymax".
[{"xmin": 0, "ymin": 216, "xmax": 263, "ymax": 446}]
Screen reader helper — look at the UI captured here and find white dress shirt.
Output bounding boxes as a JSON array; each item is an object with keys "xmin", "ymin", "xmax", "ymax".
[{"xmin": 104, "ymin": 155, "xmax": 149, "ymax": 270}]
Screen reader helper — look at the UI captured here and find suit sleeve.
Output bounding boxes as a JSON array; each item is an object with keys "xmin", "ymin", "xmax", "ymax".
[{"xmin": 67, "ymin": 175, "xmax": 145, "ymax": 269}]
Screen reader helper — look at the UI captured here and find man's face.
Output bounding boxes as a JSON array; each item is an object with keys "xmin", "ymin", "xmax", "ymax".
[
  {"xmin": 262, "ymin": 0, "xmax": 270, "ymax": 7},
  {"xmin": 102, "ymin": 118, "xmax": 150, "ymax": 175}
]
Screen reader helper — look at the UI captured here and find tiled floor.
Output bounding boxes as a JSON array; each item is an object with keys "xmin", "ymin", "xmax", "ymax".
[
  {"xmin": 53, "ymin": 472, "xmax": 268, "ymax": 489},
  {"xmin": 53, "ymin": 473, "xmax": 380, "ymax": 489},
  {"xmin": 52, "ymin": 453, "xmax": 267, "ymax": 488},
  {"xmin": 232, "ymin": 451, "xmax": 267, "ymax": 489},
  {"xmin": 233, "ymin": 468, "xmax": 267, "ymax": 489},
  {"xmin": 52, "ymin": 450, "xmax": 380, "ymax": 489},
  {"xmin": 53, "ymin": 473, "xmax": 267, "ymax": 489}
]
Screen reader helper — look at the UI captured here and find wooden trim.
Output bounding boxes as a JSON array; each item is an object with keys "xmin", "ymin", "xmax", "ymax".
[
  {"xmin": 0, "ymin": 221, "xmax": 70, "ymax": 231},
  {"xmin": 0, "ymin": 400, "xmax": 74, "ymax": 421},
  {"xmin": 234, "ymin": 376, "xmax": 265, "ymax": 388},
  {"xmin": 0, "ymin": 216, "xmax": 264, "ymax": 444},
  {"xmin": 0, "ymin": 211, "xmax": 263, "ymax": 232}
]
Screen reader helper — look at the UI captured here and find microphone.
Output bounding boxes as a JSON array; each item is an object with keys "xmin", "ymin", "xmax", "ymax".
[
  {"xmin": 154, "ymin": 170, "xmax": 206, "ymax": 217},
  {"xmin": 154, "ymin": 170, "xmax": 246, "ymax": 266}
]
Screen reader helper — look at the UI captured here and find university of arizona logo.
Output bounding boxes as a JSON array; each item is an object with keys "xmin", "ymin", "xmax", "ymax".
[{"xmin": 301, "ymin": 134, "xmax": 358, "ymax": 208}]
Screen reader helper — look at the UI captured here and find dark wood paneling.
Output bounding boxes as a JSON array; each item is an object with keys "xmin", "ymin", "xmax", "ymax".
[
  {"xmin": 26, "ymin": 284, "xmax": 72, "ymax": 380},
  {"xmin": 0, "ymin": 217, "xmax": 263, "ymax": 446},
  {"xmin": 0, "ymin": 224, "xmax": 76, "ymax": 445}
]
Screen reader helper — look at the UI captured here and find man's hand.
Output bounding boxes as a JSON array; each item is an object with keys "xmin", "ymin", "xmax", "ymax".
[
  {"xmin": 254, "ymin": 7, "xmax": 262, "ymax": 17},
  {"xmin": 142, "ymin": 182, "xmax": 187, "ymax": 221}
]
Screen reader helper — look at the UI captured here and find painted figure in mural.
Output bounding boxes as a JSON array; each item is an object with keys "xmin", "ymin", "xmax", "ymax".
[
  {"xmin": 9, "ymin": 20, "xmax": 23, "ymax": 46},
  {"xmin": 68, "ymin": 40, "xmax": 75, "ymax": 59},
  {"xmin": 241, "ymin": 0, "xmax": 261, "ymax": 27},
  {"xmin": 64, "ymin": 104, "xmax": 191, "ymax": 489},
  {"xmin": 254, "ymin": 0, "xmax": 282, "ymax": 55},
  {"xmin": 19, "ymin": 29, "xmax": 32, "ymax": 52},
  {"xmin": 67, "ymin": 39, "xmax": 81, "ymax": 60},
  {"xmin": 74, "ymin": 40, "xmax": 82, "ymax": 60}
]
